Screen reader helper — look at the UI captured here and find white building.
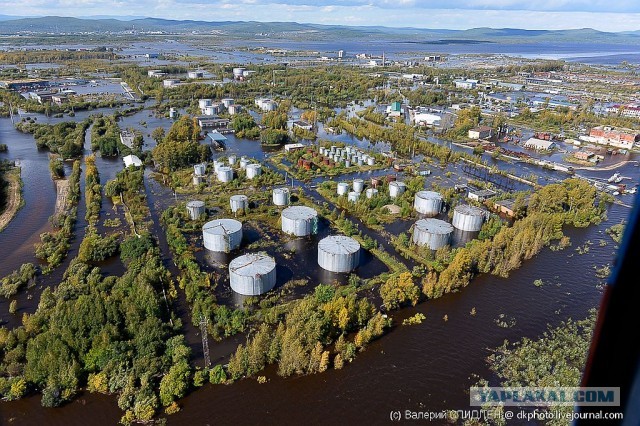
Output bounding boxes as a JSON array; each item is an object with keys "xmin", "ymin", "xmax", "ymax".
[
  {"xmin": 413, "ymin": 112, "xmax": 442, "ymax": 126},
  {"xmin": 123, "ymin": 155, "xmax": 143, "ymax": 168},
  {"xmin": 255, "ymin": 98, "xmax": 278, "ymax": 112},
  {"xmin": 454, "ymin": 79, "xmax": 478, "ymax": 89},
  {"xmin": 524, "ymin": 137, "xmax": 556, "ymax": 151}
]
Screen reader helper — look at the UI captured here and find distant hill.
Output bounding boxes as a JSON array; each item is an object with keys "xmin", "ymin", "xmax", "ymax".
[{"xmin": 0, "ymin": 16, "xmax": 639, "ymax": 44}]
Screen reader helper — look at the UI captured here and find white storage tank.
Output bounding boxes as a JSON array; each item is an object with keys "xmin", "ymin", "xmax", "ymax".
[
  {"xmin": 203, "ymin": 219, "xmax": 243, "ymax": 252},
  {"xmin": 272, "ymin": 188, "xmax": 291, "ymax": 206},
  {"xmin": 239, "ymin": 157, "xmax": 249, "ymax": 169},
  {"xmin": 367, "ymin": 157, "xmax": 375, "ymax": 166},
  {"xmin": 344, "ymin": 160, "xmax": 351, "ymax": 168},
  {"xmin": 281, "ymin": 206, "xmax": 318, "ymax": 237},
  {"xmin": 194, "ymin": 163, "xmax": 207, "ymax": 177},
  {"xmin": 229, "ymin": 252, "xmax": 276, "ymax": 296},
  {"xmin": 246, "ymin": 163, "xmax": 262, "ymax": 179},
  {"xmin": 348, "ymin": 191, "xmax": 359, "ymax": 203},
  {"xmin": 213, "ymin": 160, "xmax": 224, "ymax": 172},
  {"xmin": 389, "ymin": 181, "xmax": 407, "ymax": 198},
  {"xmin": 193, "ymin": 175, "xmax": 204, "ymax": 186},
  {"xmin": 353, "ymin": 179, "xmax": 364, "ymax": 193},
  {"xmin": 337, "ymin": 182, "xmax": 349, "ymax": 195},
  {"xmin": 230, "ymin": 195, "xmax": 249, "ymax": 213},
  {"xmin": 217, "ymin": 166, "xmax": 234, "ymax": 183},
  {"xmin": 414, "ymin": 191, "xmax": 443, "ymax": 217},
  {"xmin": 365, "ymin": 188, "xmax": 378, "ymax": 199},
  {"xmin": 228, "ymin": 155, "xmax": 237, "ymax": 165},
  {"xmin": 318, "ymin": 235, "xmax": 360, "ymax": 273},
  {"xmin": 169, "ymin": 108, "xmax": 177, "ymax": 119},
  {"xmin": 452, "ymin": 204, "xmax": 485, "ymax": 232},
  {"xmin": 186, "ymin": 200, "xmax": 206, "ymax": 220},
  {"xmin": 412, "ymin": 219, "xmax": 453, "ymax": 250}
]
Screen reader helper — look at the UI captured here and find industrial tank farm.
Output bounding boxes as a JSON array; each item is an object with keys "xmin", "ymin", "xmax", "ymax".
[
  {"xmin": 203, "ymin": 219, "xmax": 243, "ymax": 252},
  {"xmin": 229, "ymin": 252, "xmax": 277, "ymax": 296},
  {"xmin": 318, "ymin": 235, "xmax": 361, "ymax": 273},
  {"xmin": 281, "ymin": 206, "xmax": 318, "ymax": 237}
]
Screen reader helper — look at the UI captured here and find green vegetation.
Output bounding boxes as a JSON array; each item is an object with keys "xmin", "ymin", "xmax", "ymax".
[
  {"xmin": 230, "ymin": 113, "xmax": 260, "ymax": 139},
  {"xmin": 0, "ymin": 263, "xmax": 37, "ymax": 299},
  {"xmin": 380, "ymin": 272, "xmax": 420, "ymax": 310},
  {"xmin": 16, "ymin": 120, "xmax": 90, "ymax": 159},
  {"xmin": 605, "ymin": 222, "xmax": 625, "ymax": 243},
  {"xmin": 152, "ymin": 116, "xmax": 210, "ymax": 173},
  {"xmin": 84, "ymin": 155, "xmax": 101, "ymax": 226},
  {"xmin": 402, "ymin": 313, "xmax": 426, "ymax": 326},
  {"xmin": 90, "ymin": 115, "xmax": 120, "ymax": 156},
  {"xmin": 48, "ymin": 156, "xmax": 65, "ymax": 180}
]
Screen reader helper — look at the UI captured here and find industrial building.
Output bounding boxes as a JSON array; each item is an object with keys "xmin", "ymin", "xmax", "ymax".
[
  {"xmin": 585, "ymin": 126, "xmax": 639, "ymax": 149},
  {"xmin": 468, "ymin": 126, "xmax": 493, "ymax": 140},
  {"xmin": 454, "ymin": 79, "xmax": 478, "ymax": 89},
  {"xmin": 524, "ymin": 137, "xmax": 556, "ymax": 151},
  {"xmin": 467, "ymin": 188, "xmax": 497, "ymax": 202},
  {"xmin": 229, "ymin": 252, "xmax": 277, "ymax": 296}
]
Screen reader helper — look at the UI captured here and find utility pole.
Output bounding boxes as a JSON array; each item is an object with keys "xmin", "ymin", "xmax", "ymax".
[{"xmin": 199, "ymin": 315, "xmax": 211, "ymax": 368}]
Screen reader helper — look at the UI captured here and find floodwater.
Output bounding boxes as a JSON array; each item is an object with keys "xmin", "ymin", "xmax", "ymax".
[{"xmin": 0, "ymin": 105, "xmax": 638, "ymax": 424}]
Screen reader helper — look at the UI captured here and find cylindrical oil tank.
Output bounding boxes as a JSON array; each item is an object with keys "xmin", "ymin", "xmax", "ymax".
[
  {"xmin": 348, "ymin": 191, "xmax": 359, "ymax": 203},
  {"xmin": 217, "ymin": 166, "xmax": 234, "ymax": 183},
  {"xmin": 193, "ymin": 175, "xmax": 204, "ymax": 186},
  {"xmin": 317, "ymin": 235, "xmax": 360, "ymax": 273},
  {"xmin": 357, "ymin": 158, "xmax": 364, "ymax": 167},
  {"xmin": 272, "ymin": 187, "xmax": 291, "ymax": 206},
  {"xmin": 228, "ymin": 155, "xmax": 237, "ymax": 165},
  {"xmin": 246, "ymin": 163, "xmax": 262, "ymax": 179},
  {"xmin": 333, "ymin": 154, "xmax": 340, "ymax": 162},
  {"xmin": 229, "ymin": 252, "xmax": 276, "ymax": 296},
  {"xmin": 213, "ymin": 160, "xmax": 223, "ymax": 172},
  {"xmin": 344, "ymin": 160, "xmax": 351, "ymax": 168},
  {"xmin": 414, "ymin": 191, "xmax": 443, "ymax": 217},
  {"xmin": 239, "ymin": 157, "xmax": 249, "ymax": 169},
  {"xmin": 412, "ymin": 218, "xmax": 453, "ymax": 250},
  {"xmin": 353, "ymin": 179, "xmax": 364, "ymax": 193},
  {"xmin": 194, "ymin": 163, "xmax": 206, "ymax": 176},
  {"xmin": 203, "ymin": 219, "xmax": 243, "ymax": 252},
  {"xmin": 230, "ymin": 194, "xmax": 249, "ymax": 213},
  {"xmin": 367, "ymin": 157, "xmax": 375, "ymax": 166},
  {"xmin": 452, "ymin": 204, "xmax": 485, "ymax": 232},
  {"xmin": 389, "ymin": 181, "xmax": 407, "ymax": 198},
  {"xmin": 366, "ymin": 188, "xmax": 378, "ymax": 199},
  {"xmin": 281, "ymin": 205, "xmax": 318, "ymax": 237},
  {"xmin": 186, "ymin": 200, "xmax": 206, "ymax": 220},
  {"xmin": 337, "ymin": 182, "xmax": 349, "ymax": 195}
]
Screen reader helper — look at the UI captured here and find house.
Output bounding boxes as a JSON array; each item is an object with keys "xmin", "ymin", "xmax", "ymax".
[
  {"xmin": 467, "ymin": 188, "xmax": 497, "ymax": 202},
  {"xmin": 227, "ymin": 105, "xmax": 241, "ymax": 115},
  {"xmin": 386, "ymin": 101, "xmax": 403, "ymax": 117},
  {"xmin": 284, "ymin": 143, "xmax": 305, "ymax": 152},
  {"xmin": 468, "ymin": 126, "xmax": 493, "ymax": 140},
  {"xmin": 255, "ymin": 98, "xmax": 278, "ymax": 112},
  {"xmin": 198, "ymin": 117, "xmax": 230, "ymax": 129},
  {"xmin": 119, "ymin": 131, "xmax": 135, "ymax": 149},
  {"xmin": 293, "ymin": 120, "xmax": 313, "ymax": 131},
  {"xmin": 574, "ymin": 151, "xmax": 594, "ymax": 161},
  {"xmin": 588, "ymin": 126, "xmax": 639, "ymax": 150},
  {"xmin": 605, "ymin": 104, "xmax": 640, "ymax": 119},
  {"xmin": 454, "ymin": 79, "xmax": 478, "ymax": 89},
  {"xmin": 51, "ymin": 95, "xmax": 68, "ymax": 105},
  {"xmin": 123, "ymin": 155, "xmax": 143, "ymax": 168},
  {"xmin": 31, "ymin": 91, "xmax": 55, "ymax": 104},
  {"xmin": 494, "ymin": 197, "xmax": 529, "ymax": 217},
  {"xmin": 524, "ymin": 137, "xmax": 556, "ymax": 151}
]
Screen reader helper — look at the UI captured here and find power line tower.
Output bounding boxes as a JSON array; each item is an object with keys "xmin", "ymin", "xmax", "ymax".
[{"xmin": 199, "ymin": 316, "xmax": 211, "ymax": 368}]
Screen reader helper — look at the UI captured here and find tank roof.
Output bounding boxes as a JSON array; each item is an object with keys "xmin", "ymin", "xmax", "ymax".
[
  {"xmin": 282, "ymin": 205, "xmax": 318, "ymax": 220},
  {"xmin": 454, "ymin": 204, "xmax": 485, "ymax": 216},
  {"xmin": 230, "ymin": 194, "xmax": 248, "ymax": 200},
  {"xmin": 229, "ymin": 252, "xmax": 275, "ymax": 277},
  {"xmin": 187, "ymin": 200, "xmax": 205, "ymax": 208},
  {"xmin": 203, "ymin": 219, "xmax": 242, "ymax": 235},
  {"xmin": 390, "ymin": 181, "xmax": 406, "ymax": 187},
  {"xmin": 318, "ymin": 235, "xmax": 360, "ymax": 255},
  {"xmin": 415, "ymin": 190, "xmax": 443, "ymax": 200},
  {"xmin": 414, "ymin": 218, "xmax": 453, "ymax": 235}
]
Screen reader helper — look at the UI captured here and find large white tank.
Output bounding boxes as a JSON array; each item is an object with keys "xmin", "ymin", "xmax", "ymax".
[
  {"xmin": 246, "ymin": 163, "xmax": 262, "ymax": 179},
  {"xmin": 318, "ymin": 235, "xmax": 360, "ymax": 273},
  {"xmin": 337, "ymin": 182, "xmax": 349, "ymax": 195},
  {"xmin": 230, "ymin": 195, "xmax": 249, "ymax": 213},
  {"xmin": 186, "ymin": 200, "xmax": 205, "ymax": 220},
  {"xmin": 352, "ymin": 179, "xmax": 364, "ymax": 193},
  {"xmin": 281, "ymin": 206, "xmax": 318, "ymax": 237},
  {"xmin": 348, "ymin": 191, "xmax": 359, "ymax": 203},
  {"xmin": 414, "ymin": 191, "xmax": 443, "ymax": 217},
  {"xmin": 229, "ymin": 252, "xmax": 276, "ymax": 296},
  {"xmin": 239, "ymin": 157, "xmax": 249, "ymax": 170},
  {"xmin": 367, "ymin": 157, "xmax": 375, "ymax": 166},
  {"xmin": 389, "ymin": 181, "xmax": 407, "ymax": 198},
  {"xmin": 272, "ymin": 188, "xmax": 291, "ymax": 206},
  {"xmin": 217, "ymin": 166, "xmax": 234, "ymax": 183},
  {"xmin": 228, "ymin": 155, "xmax": 237, "ymax": 165},
  {"xmin": 412, "ymin": 218, "xmax": 453, "ymax": 250},
  {"xmin": 365, "ymin": 188, "xmax": 378, "ymax": 199},
  {"xmin": 213, "ymin": 160, "xmax": 224, "ymax": 172},
  {"xmin": 203, "ymin": 219, "xmax": 243, "ymax": 252},
  {"xmin": 452, "ymin": 204, "xmax": 485, "ymax": 232}
]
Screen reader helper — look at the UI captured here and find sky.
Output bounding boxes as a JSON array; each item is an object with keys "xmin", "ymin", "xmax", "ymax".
[{"xmin": 2, "ymin": 0, "xmax": 640, "ymax": 32}]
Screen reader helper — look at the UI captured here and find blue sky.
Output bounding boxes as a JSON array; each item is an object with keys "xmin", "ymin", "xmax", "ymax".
[{"xmin": 3, "ymin": 0, "xmax": 640, "ymax": 31}]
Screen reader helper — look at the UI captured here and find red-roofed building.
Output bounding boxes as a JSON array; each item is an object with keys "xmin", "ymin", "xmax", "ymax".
[{"xmin": 589, "ymin": 126, "xmax": 639, "ymax": 149}]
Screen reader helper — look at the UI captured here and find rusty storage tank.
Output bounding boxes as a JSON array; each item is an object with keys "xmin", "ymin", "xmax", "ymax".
[
  {"xmin": 202, "ymin": 219, "xmax": 243, "ymax": 252},
  {"xmin": 318, "ymin": 235, "xmax": 360, "ymax": 273},
  {"xmin": 412, "ymin": 218, "xmax": 453, "ymax": 250}
]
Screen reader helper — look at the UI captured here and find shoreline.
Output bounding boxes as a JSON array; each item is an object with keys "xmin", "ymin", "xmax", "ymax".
[{"xmin": 0, "ymin": 166, "xmax": 23, "ymax": 232}]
